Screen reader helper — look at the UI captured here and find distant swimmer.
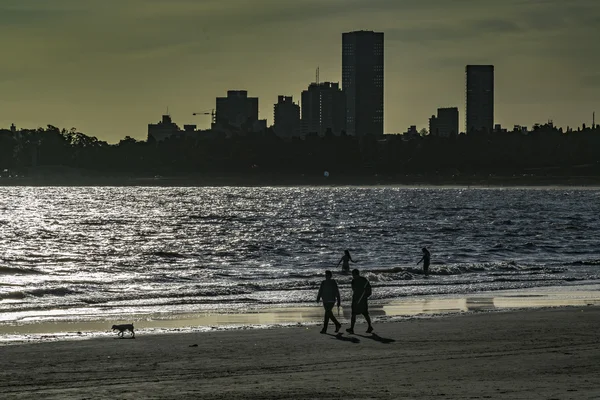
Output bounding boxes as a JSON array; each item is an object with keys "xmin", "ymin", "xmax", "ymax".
[
  {"xmin": 346, "ymin": 269, "xmax": 373, "ymax": 334},
  {"xmin": 337, "ymin": 250, "xmax": 355, "ymax": 273},
  {"xmin": 316, "ymin": 270, "xmax": 342, "ymax": 334},
  {"xmin": 417, "ymin": 247, "xmax": 431, "ymax": 276}
]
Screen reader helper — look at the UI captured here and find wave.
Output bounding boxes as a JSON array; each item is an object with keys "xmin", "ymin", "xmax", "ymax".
[
  {"xmin": 570, "ymin": 259, "xmax": 600, "ymax": 266},
  {"xmin": 366, "ymin": 262, "xmax": 567, "ymax": 277},
  {"xmin": 76, "ymin": 286, "xmax": 257, "ymax": 305},
  {"xmin": 0, "ymin": 266, "xmax": 42, "ymax": 275},
  {"xmin": 25, "ymin": 287, "xmax": 80, "ymax": 297},
  {"xmin": 0, "ymin": 287, "xmax": 80, "ymax": 302},
  {"xmin": 0, "ymin": 291, "xmax": 26, "ymax": 300},
  {"xmin": 148, "ymin": 251, "xmax": 188, "ymax": 259}
]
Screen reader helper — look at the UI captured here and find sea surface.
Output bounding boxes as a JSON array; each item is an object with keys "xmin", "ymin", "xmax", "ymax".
[{"xmin": 1, "ymin": 186, "xmax": 599, "ymax": 327}]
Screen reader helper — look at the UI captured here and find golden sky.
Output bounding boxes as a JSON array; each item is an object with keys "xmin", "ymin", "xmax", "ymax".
[{"xmin": 1, "ymin": 0, "xmax": 598, "ymax": 142}]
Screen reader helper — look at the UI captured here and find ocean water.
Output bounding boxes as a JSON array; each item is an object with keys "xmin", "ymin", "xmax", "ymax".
[{"xmin": 1, "ymin": 186, "xmax": 599, "ymax": 326}]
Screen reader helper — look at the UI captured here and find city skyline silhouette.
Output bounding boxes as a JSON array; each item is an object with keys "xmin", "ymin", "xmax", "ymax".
[{"xmin": 0, "ymin": 0, "xmax": 598, "ymax": 143}]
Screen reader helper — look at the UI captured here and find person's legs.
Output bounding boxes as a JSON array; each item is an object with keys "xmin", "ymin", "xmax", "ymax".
[
  {"xmin": 346, "ymin": 316, "xmax": 356, "ymax": 333},
  {"xmin": 346, "ymin": 303, "xmax": 357, "ymax": 333},
  {"xmin": 322, "ymin": 303, "xmax": 334, "ymax": 332},
  {"xmin": 323, "ymin": 306, "xmax": 330, "ymax": 329},
  {"xmin": 363, "ymin": 312, "xmax": 373, "ymax": 332},
  {"xmin": 327, "ymin": 308, "xmax": 340, "ymax": 327}
]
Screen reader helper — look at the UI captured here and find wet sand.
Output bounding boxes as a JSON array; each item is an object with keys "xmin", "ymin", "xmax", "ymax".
[
  {"xmin": 2, "ymin": 285, "xmax": 600, "ymax": 344},
  {"xmin": 1, "ymin": 307, "xmax": 600, "ymax": 399}
]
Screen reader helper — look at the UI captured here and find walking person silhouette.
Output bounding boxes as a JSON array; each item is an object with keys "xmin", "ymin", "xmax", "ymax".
[
  {"xmin": 346, "ymin": 269, "xmax": 373, "ymax": 334},
  {"xmin": 317, "ymin": 270, "xmax": 342, "ymax": 334}
]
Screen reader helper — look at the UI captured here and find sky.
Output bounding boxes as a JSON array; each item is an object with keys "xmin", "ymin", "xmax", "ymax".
[{"xmin": 1, "ymin": 0, "xmax": 599, "ymax": 142}]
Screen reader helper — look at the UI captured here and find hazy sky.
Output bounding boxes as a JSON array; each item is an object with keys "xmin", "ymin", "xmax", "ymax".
[{"xmin": 1, "ymin": 0, "xmax": 598, "ymax": 142}]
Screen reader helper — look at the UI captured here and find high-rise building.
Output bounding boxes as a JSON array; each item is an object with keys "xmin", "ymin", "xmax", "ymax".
[
  {"xmin": 342, "ymin": 30, "xmax": 384, "ymax": 137},
  {"xmin": 429, "ymin": 107, "xmax": 459, "ymax": 138},
  {"xmin": 215, "ymin": 90, "xmax": 266, "ymax": 133},
  {"xmin": 465, "ymin": 65, "xmax": 494, "ymax": 134},
  {"xmin": 301, "ymin": 82, "xmax": 346, "ymax": 137},
  {"xmin": 273, "ymin": 95, "xmax": 301, "ymax": 138}
]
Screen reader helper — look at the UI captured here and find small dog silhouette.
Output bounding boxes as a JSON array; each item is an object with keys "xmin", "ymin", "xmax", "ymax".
[{"xmin": 112, "ymin": 324, "xmax": 135, "ymax": 338}]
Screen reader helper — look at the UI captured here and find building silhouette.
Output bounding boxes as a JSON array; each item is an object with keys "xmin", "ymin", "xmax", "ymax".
[
  {"xmin": 148, "ymin": 114, "xmax": 181, "ymax": 142},
  {"xmin": 342, "ymin": 30, "xmax": 384, "ymax": 137},
  {"xmin": 273, "ymin": 95, "xmax": 301, "ymax": 139},
  {"xmin": 214, "ymin": 90, "xmax": 266, "ymax": 134},
  {"xmin": 301, "ymin": 82, "xmax": 346, "ymax": 137},
  {"xmin": 466, "ymin": 65, "xmax": 494, "ymax": 134},
  {"xmin": 403, "ymin": 125, "xmax": 419, "ymax": 137},
  {"xmin": 429, "ymin": 107, "xmax": 459, "ymax": 138}
]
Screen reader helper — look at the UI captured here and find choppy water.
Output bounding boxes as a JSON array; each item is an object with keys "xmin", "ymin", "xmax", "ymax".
[{"xmin": 1, "ymin": 187, "xmax": 599, "ymax": 325}]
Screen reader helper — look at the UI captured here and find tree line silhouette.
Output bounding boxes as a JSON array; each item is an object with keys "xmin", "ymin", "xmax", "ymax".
[{"xmin": 1, "ymin": 123, "xmax": 599, "ymax": 181}]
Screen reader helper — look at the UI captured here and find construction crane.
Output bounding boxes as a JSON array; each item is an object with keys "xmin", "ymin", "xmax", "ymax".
[{"xmin": 192, "ymin": 109, "xmax": 216, "ymax": 124}]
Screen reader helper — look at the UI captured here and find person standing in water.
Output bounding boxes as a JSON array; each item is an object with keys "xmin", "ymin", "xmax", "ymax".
[
  {"xmin": 337, "ymin": 250, "xmax": 354, "ymax": 273},
  {"xmin": 346, "ymin": 269, "xmax": 373, "ymax": 334},
  {"xmin": 316, "ymin": 270, "xmax": 342, "ymax": 334},
  {"xmin": 417, "ymin": 247, "xmax": 431, "ymax": 276}
]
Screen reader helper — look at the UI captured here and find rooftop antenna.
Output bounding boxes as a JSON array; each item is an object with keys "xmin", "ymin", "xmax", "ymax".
[
  {"xmin": 316, "ymin": 66, "xmax": 320, "ymax": 84},
  {"xmin": 593, "ymin": 112, "xmax": 596, "ymax": 128}
]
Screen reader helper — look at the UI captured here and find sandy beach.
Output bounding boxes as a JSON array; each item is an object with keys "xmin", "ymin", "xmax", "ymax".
[{"xmin": 1, "ymin": 307, "xmax": 599, "ymax": 399}]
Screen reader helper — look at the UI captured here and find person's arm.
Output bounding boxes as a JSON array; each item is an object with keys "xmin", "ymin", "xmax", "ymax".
[{"xmin": 334, "ymin": 281, "xmax": 341, "ymax": 307}]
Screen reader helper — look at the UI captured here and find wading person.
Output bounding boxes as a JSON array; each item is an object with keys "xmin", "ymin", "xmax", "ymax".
[
  {"xmin": 346, "ymin": 269, "xmax": 373, "ymax": 334},
  {"xmin": 337, "ymin": 250, "xmax": 355, "ymax": 273},
  {"xmin": 417, "ymin": 247, "xmax": 431, "ymax": 276},
  {"xmin": 317, "ymin": 270, "xmax": 342, "ymax": 334}
]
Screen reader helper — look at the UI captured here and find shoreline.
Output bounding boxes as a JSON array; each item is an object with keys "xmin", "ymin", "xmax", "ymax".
[
  {"xmin": 1, "ymin": 306, "xmax": 599, "ymax": 399},
  {"xmin": 2, "ymin": 173, "xmax": 600, "ymax": 187},
  {"xmin": 3, "ymin": 283, "xmax": 600, "ymax": 346}
]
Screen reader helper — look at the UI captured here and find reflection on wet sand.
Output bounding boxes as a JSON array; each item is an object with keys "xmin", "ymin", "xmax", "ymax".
[
  {"xmin": 465, "ymin": 297, "xmax": 495, "ymax": 311},
  {"xmin": 2, "ymin": 286, "xmax": 600, "ymax": 342},
  {"xmin": 382, "ymin": 287, "xmax": 600, "ymax": 316},
  {"xmin": 382, "ymin": 298, "xmax": 465, "ymax": 316}
]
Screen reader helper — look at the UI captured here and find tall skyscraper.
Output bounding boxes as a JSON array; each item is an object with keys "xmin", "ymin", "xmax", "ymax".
[
  {"xmin": 465, "ymin": 65, "xmax": 494, "ymax": 134},
  {"xmin": 342, "ymin": 30, "xmax": 384, "ymax": 136},
  {"xmin": 301, "ymin": 82, "xmax": 346, "ymax": 137}
]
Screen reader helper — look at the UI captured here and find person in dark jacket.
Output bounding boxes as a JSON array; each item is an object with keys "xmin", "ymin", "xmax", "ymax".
[
  {"xmin": 346, "ymin": 269, "xmax": 373, "ymax": 334},
  {"xmin": 317, "ymin": 270, "xmax": 342, "ymax": 334}
]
